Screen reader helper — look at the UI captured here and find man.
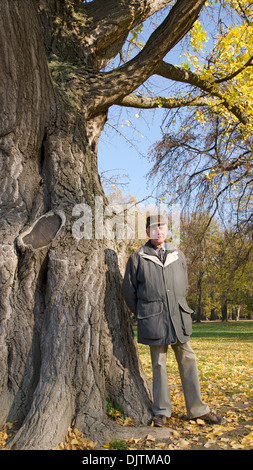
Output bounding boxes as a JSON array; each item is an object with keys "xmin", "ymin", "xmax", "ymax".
[{"xmin": 122, "ymin": 214, "xmax": 223, "ymax": 426}]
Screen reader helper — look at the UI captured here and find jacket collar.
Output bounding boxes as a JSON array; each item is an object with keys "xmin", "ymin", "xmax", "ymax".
[
  {"xmin": 144, "ymin": 240, "xmax": 177, "ymax": 255},
  {"xmin": 141, "ymin": 240, "xmax": 178, "ymax": 268}
]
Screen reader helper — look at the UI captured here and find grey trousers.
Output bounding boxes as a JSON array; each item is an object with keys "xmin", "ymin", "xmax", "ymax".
[{"xmin": 150, "ymin": 341, "xmax": 210, "ymax": 419}]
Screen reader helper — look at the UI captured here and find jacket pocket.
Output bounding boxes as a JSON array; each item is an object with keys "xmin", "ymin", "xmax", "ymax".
[
  {"xmin": 137, "ymin": 300, "xmax": 163, "ymax": 341},
  {"xmin": 178, "ymin": 297, "xmax": 193, "ymax": 336}
]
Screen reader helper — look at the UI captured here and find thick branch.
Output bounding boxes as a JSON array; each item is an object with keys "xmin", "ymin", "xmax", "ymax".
[
  {"xmin": 84, "ymin": 0, "xmax": 171, "ymax": 30},
  {"xmin": 155, "ymin": 61, "xmax": 249, "ymax": 124},
  {"xmin": 86, "ymin": 0, "xmax": 206, "ymax": 116},
  {"xmin": 76, "ymin": 0, "xmax": 172, "ymax": 68},
  {"xmin": 39, "ymin": 1, "xmax": 172, "ymax": 71},
  {"xmin": 84, "ymin": 0, "xmax": 170, "ymax": 23},
  {"xmin": 115, "ymin": 92, "xmax": 208, "ymax": 109},
  {"xmin": 115, "ymin": 61, "xmax": 250, "ymax": 124}
]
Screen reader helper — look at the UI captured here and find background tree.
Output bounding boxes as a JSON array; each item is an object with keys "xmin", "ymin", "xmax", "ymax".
[
  {"xmin": 181, "ymin": 213, "xmax": 253, "ymax": 320},
  {"xmin": 0, "ymin": 0, "xmax": 209, "ymax": 450},
  {"xmin": 180, "ymin": 211, "xmax": 223, "ymax": 321},
  {"xmin": 214, "ymin": 228, "xmax": 253, "ymax": 320},
  {"xmin": 147, "ymin": 0, "xmax": 253, "ymax": 232}
]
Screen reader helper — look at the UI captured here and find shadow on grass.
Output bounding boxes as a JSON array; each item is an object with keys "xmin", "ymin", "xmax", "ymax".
[
  {"xmin": 192, "ymin": 320, "xmax": 253, "ymax": 340},
  {"xmin": 133, "ymin": 321, "xmax": 253, "ymax": 341}
]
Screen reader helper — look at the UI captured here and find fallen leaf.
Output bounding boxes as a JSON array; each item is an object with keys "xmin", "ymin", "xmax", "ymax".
[
  {"xmin": 123, "ymin": 417, "xmax": 134, "ymax": 426},
  {"xmin": 71, "ymin": 438, "xmax": 79, "ymax": 445},
  {"xmin": 196, "ymin": 419, "xmax": 206, "ymax": 425},
  {"xmin": 146, "ymin": 434, "xmax": 156, "ymax": 442},
  {"xmin": 231, "ymin": 443, "xmax": 245, "ymax": 449},
  {"xmin": 177, "ymin": 438, "xmax": 190, "ymax": 448}
]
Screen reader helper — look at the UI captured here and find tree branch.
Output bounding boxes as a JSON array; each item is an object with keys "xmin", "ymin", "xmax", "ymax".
[
  {"xmin": 86, "ymin": 0, "xmax": 206, "ymax": 116},
  {"xmin": 81, "ymin": 0, "xmax": 172, "ymax": 68},
  {"xmin": 154, "ymin": 61, "xmax": 249, "ymax": 124},
  {"xmin": 39, "ymin": 0, "xmax": 171, "ymax": 69},
  {"xmin": 115, "ymin": 59, "xmax": 250, "ymax": 124},
  {"xmin": 84, "ymin": 0, "xmax": 170, "ymax": 23},
  {"xmin": 84, "ymin": 0, "xmax": 171, "ymax": 26},
  {"xmin": 115, "ymin": 92, "xmax": 208, "ymax": 109},
  {"xmin": 214, "ymin": 56, "xmax": 253, "ymax": 84}
]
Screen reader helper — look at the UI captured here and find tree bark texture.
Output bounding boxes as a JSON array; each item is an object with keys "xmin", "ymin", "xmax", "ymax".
[{"xmin": 0, "ymin": 0, "xmax": 205, "ymax": 449}]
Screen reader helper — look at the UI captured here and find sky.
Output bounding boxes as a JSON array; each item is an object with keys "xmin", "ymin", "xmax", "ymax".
[
  {"xmin": 97, "ymin": 105, "xmax": 165, "ymax": 204},
  {"xmin": 97, "ymin": 2, "xmax": 224, "ymax": 207},
  {"xmin": 97, "ymin": 53, "xmax": 186, "ymax": 205},
  {"xmin": 96, "ymin": 3, "xmax": 193, "ymax": 205}
]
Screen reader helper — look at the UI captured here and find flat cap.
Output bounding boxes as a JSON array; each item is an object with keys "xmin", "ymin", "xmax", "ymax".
[{"xmin": 146, "ymin": 214, "xmax": 167, "ymax": 229}]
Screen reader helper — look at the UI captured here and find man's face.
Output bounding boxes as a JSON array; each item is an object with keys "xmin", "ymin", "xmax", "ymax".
[{"xmin": 147, "ymin": 224, "xmax": 168, "ymax": 247}]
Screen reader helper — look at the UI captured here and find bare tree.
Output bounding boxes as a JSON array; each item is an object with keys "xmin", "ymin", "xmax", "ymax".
[
  {"xmin": 148, "ymin": 113, "xmax": 253, "ymax": 230},
  {"xmin": 0, "ymin": 0, "xmax": 208, "ymax": 449}
]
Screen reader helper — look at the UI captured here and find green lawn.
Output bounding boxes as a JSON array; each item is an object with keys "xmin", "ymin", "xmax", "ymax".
[
  {"xmin": 191, "ymin": 320, "xmax": 253, "ymax": 340},
  {"xmin": 134, "ymin": 321, "xmax": 253, "ymax": 391},
  {"xmin": 133, "ymin": 319, "xmax": 253, "ymax": 341}
]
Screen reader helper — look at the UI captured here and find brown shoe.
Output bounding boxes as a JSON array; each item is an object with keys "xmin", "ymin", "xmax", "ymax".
[
  {"xmin": 197, "ymin": 411, "xmax": 224, "ymax": 425},
  {"xmin": 153, "ymin": 414, "xmax": 170, "ymax": 427}
]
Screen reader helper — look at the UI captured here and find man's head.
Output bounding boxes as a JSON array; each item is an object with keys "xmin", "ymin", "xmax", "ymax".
[{"xmin": 146, "ymin": 214, "xmax": 168, "ymax": 248}]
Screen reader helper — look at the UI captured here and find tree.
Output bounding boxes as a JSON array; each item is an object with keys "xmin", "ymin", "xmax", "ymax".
[
  {"xmin": 180, "ymin": 211, "xmax": 222, "ymax": 321},
  {"xmin": 0, "ymin": 0, "xmax": 210, "ymax": 450},
  {"xmin": 181, "ymin": 212, "xmax": 253, "ymax": 321},
  {"xmin": 147, "ymin": 0, "xmax": 253, "ymax": 231}
]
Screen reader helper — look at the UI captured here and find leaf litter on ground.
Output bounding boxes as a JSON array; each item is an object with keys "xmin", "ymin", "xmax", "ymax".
[{"xmin": 1, "ymin": 322, "xmax": 252, "ymax": 450}]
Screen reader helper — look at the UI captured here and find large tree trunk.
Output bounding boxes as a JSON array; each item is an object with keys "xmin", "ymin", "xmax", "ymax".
[{"xmin": 0, "ymin": 1, "xmax": 152, "ymax": 450}]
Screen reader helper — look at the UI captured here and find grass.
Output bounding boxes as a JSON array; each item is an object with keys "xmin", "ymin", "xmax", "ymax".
[
  {"xmin": 131, "ymin": 321, "xmax": 253, "ymax": 450},
  {"xmin": 132, "ymin": 320, "xmax": 253, "ymax": 449},
  {"xmin": 135, "ymin": 321, "xmax": 253, "ymax": 391},
  {"xmin": 191, "ymin": 320, "xmax": 253, "ymax": 340},
  {"xmin": 133, "ymin": 319, "xmax": 253, "ymax": 341}
]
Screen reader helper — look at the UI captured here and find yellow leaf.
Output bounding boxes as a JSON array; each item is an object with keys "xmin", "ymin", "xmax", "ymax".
[
  {"xmin": 178, "ymin": 438, "xmax": 190, "ymax": 448},
  {"xmin": 146, "ymin": 434, "xmax": 156, "ymax": 441},
  {"xmin": 196, "ymin": 419, "xmax": 206, "ymax": 425},
  {"xmin": 231, "ymin": 443, "xmax": 245, "ymax": 449},
  {"xmin": 123, "ymin": 417, "xmax": 134, "ymax": 426},
  {"xmin": 71, "ymin": 438, "xmax": 79, "ymax": 445}
]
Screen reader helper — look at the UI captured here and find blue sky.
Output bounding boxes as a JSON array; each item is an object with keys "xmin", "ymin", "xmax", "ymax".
[
  {"xmin": 97, "ymin": 49, "xmax": 186, "ymax": 204},
  {"xmin": 97, "ymin": 105, "xmax": 165, "ymax": 203},
  {"xmin": 97, "ymin": 3, "xmax": 223, "ymax": 205}
]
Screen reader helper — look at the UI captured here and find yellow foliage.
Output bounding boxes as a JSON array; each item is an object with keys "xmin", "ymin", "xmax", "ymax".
[
  {"xmin": 180, "ymin": 0, "xmax": 253, "ymax": 132},
  {"xmin": 52, "ymin": 427, "xmax": 97, "ymax": 451}
]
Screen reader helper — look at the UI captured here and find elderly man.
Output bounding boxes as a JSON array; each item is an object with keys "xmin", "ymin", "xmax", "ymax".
[{"xmin": 122, "ymin": 214, "xmax": 222, "ymax": 426}]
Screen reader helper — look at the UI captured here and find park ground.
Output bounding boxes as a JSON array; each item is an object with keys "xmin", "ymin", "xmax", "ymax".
[
  {"xmin": 1, "ymin": 321, "xmax": 252, "ymax": 451},
  {"xmin": 132, "ymin": 320, "xmax": 253, "ymax": 451}
]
